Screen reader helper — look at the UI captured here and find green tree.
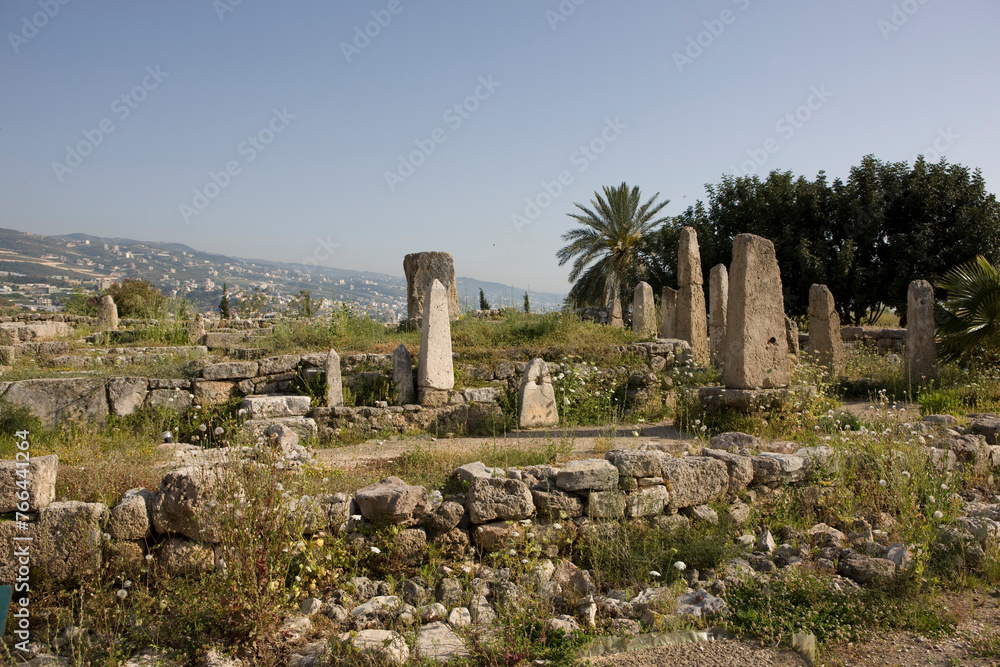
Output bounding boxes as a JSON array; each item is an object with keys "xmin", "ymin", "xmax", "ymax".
[
  {"xmin": 290, "ymin": 290, "xmax": 314, "ymax": 318},
  {"xmin": 479, "ymin": 288, "xmax": 490, "ymax": 311},
  {"xmin": 557, "ymin": 182, "xmax": 670, "ymax": 307},
  {"xmin": 105, "ymin": 278, "xmax": 168, "ymax": 319},
  {"xmin": 219, "ymin": 283, "xmax": 231, "ymax": 319},
  {"xmin": 62, "ymin": 288, "xmax": 100, "ymax": 316},
  {"xmin": 936, "ymin": 255, "xmax": 1000, "ymax": 363},
  {"xmin": 236, "ymin": 287, "xmax": 270, "ymax": 317},
  {"xmin": 523, "ymin": 291, "xmax": 531, "ymax": 313}
]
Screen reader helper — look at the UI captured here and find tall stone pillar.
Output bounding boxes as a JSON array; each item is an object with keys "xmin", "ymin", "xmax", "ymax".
[
  {"xmin": 676, "ymin": 227, "xmax": 709, "ymax": 365},
  {"xmin": 708, "ymin": 264, "xmax": 728, "ymax": 366},
  {"xmin": 905, "ymin": 279, "xmax": 938, "ymax": 383}
]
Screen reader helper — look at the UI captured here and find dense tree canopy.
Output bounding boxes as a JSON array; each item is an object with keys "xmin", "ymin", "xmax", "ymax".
[{"xmin": 642, "ymin": 156, "xmax": 1000, "ymax": 324}]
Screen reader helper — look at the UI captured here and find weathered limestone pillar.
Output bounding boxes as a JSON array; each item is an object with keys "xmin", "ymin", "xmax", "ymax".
[
  {"xmin": 609, "ymin": 299, "xmax": 624, "ymax": 329},
  {"xmin": 96, "ymin": 295, "xmax": 118, "ymax": 332},
  {"xmin": 403, "ymin": 252, "xmax": 460, "ymax": 322},
  {"xmin": 905, "ymin": 279, "xmax": 938, "ymax": 383},
  {"xmin": 187, "ymin": 312, "xmax": 205, "ymax": 344},
  {"xmin": 659, "ymin": 287, "xmax": 676, "ymax": 339},
  {"xmin": 708, "ymin": 264, "xmax": 728, "ymax": 365},
  {"xmin": 722, "ymin": 234, "xmax": 789, "ymax": 389},
  {"xmin": 325, "ymin": 349, "xmax": 343, "ymax": 406},
  {"xmin": 392, "ymin": 344, "xmax": 415, "ymax": 405},
  {"xmin": 676, "ymin": 227, "xmax": 709, "ymax": 365},
  {"xmin": 632, "ymin": 282, "xmax": 656, "ymax": 337},
  {"xmin": 785, "ymin": 316, "xmax": 800, "ymax": 357},
  {"xmin": 517, "ymin": 358, "xmax": 558, "ymax": 427},
  {"xmin": 807, "ymin": 284, "xmax": 845, "ymax": 377},
  {"xmin": 418, "ymin": 279, "xmax": 455, "ymax": 405}
]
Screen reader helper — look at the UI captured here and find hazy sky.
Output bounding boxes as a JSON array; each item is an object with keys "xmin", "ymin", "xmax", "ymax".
[{"xmin": 2, "ymin": 1, "xmax": 998, "ymax": 293}]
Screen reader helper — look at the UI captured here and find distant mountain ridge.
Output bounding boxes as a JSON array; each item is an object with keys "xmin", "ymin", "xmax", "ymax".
[{"xmin": 0, "ymin": 227, "xmax": 566, "ymax": 315}]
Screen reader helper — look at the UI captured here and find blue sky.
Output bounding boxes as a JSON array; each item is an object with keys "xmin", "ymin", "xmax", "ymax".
[{"xmin": 2, "ymin": 0, "xmax": 998, "ymax": 293}]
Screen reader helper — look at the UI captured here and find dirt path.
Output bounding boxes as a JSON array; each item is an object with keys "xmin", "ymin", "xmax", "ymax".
[{"xmin": 588, "ymin": 640, "xmax": 808, "ymax": 666}]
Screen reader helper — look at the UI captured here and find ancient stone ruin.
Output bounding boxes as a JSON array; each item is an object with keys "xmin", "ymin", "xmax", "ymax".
[
  {"xmin": 659, "ymin": 287, "xmax": 676, "ymax": 339},
  {"xmin": 675, "ymin": 227, "xmax": 708, "ymax": 365},
  {"xmin": 609, "ymin": 298, "xmax": 624, "ymax": 329},
  {"xmin": 417, "ymin": 279, "xmax": 455, "ymax": 406},
  {"xmin": 516, "ymin": 358, "xmax": 559, "ymax": 428},
  {"xmin": 325, "ymin": 349, "xmax": 344, "ymax": 407},
  {"xmin": 392, "ymin": 343, "xmax": 415, "ymax": 405},
  {"xmin": 807, "ymin": 284, "xmax": 845, "ymax": 377},
  {"xmin": 721, "ymin": 234, "xmax": 790, "ymax": 390},
  {"xmin": 709, "ymin": 263, "xmax": 728, "ymax": 366},
  {"xmin": 96, "ymin": 294, "xmax": 118, "ymax": 332},
  {"xmin": 905, "ymin": 279, "xmax": 938, "ymax": 383},
  {"xmin": 631, "ymin": 282, "xmax": 656, "ymax": 337},
  {"xmin": 403, "ymin": 252, "xmax": 460, "ymax": 323}
]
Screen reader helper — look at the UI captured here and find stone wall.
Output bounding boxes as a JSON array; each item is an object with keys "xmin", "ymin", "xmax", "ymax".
[{"xmin": 798, "ymin": 326, "xmax": 906, "ymax": 354}]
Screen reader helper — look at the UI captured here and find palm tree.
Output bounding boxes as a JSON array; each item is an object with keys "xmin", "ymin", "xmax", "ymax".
[
  {"xmin": 557, "ymin": 183, "xmax": 670, "ymax": 307},
  {"xmin": 936, "ymin": 255, "xmax": 1000, "ymax": 362}
]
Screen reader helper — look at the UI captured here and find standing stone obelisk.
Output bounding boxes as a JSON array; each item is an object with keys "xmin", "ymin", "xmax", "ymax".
[
  {"xmin": 676, "ymin": 227, "xmax": 709, "ymax": 365},
  {"xmin": 807, "ymin": 284, "xmax": 845, "ymax": 377},
  {"xmin": 403, "ymin": 252, "xmax": 460, "ymax": 323},
  {"xmin": 905, "ymin": 279, "xmax": 938, "ymax": 383},
  {"xmin": 609, "ymin": 299, "xmax": 624, "ymax": 329},
  {"xmin": 708, "ymin": 264, "xmax": 728, "ymax": 366},
  {"xmin": 722, "ymin": 234, "xmax": 789, "ymax": 389},
  {"xmin": 632, "ymin": 282, "xmax": 656, "ymax": 337},
  {"xmin": 392, "ymin": 343, "xmax": 415, "ymax": 405},
  {"xmin": 659, "ymin": 287, "xmax": 676, "ymax": 339},
  {"xmin": 417, "ymin": 279, "xmax": 455, "ymax": 406},
  {"xmin": 96, "ymin": 295, "xmax": 119, "ymax": 332},
  {"xmin": 325, "ymin": 349, "xmax": 343, "ymax": 406},
  {"xmin": 187, "ymin": 312, "xmax": 206, "ymax": 344}
]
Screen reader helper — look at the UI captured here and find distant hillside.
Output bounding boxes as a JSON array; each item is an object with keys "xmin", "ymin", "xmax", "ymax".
[{"xmin": 0, "ymin": 227, "xmax": 566, "ymax": 316}]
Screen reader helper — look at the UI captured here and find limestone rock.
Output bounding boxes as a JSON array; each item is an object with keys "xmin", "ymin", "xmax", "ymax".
[
  {"xmin": 391, "ymin": 344, "xmax": 415, "ymax": 405},
  {"xmin": 632, "ymin": 282, "xmax": 657, "ymax": 337},
  {"xmin": 107, "ymin": 377, "xmax": 149, "ymax": 417},
  {"xmin": 556, "ymin": 459, "xmax": 618, "ymax": 492},
  {"xmin": 531, "ymin": 485, "xmax": 584, "ymax": 519},
  {"xmin": 109, "ymin": 488, "xmax": 152, "ymax": 540},
  {"xmin": 722, "ymin": 234, "xmax": 790, "ymax": 389},
  {"xmin": 709, "ymin": 431, "xmax": 760, "ymax": 453},
  {"xmin": 354, "ymin": 476, "xmax": 429, "ymax": 524},
  {"xmin": 0, "ymin": 453, "xmax": 57, "ymax": 512},
  {"xmin": 417, "ymin": 280, "xmax": 455, "ymax": 394},
  {"xmin": 352, "ymin": 629, "xmax": 409, "ymax": 665},
  {"xmin": 807, "ymin": 284, "xmax": 845, "ymax": 377},
  {"xmin": 624, "ymin": 485, "xmax": 668, "ymax": 517},
  {"xmin": 201, "ymin": 361, "xmax": 258, "ymax": 380},
  {"xmin": 325, "ymin": 349, "xmax": 343, "ymax": 407},
  {"xmin": 2, "ymin": 378, "xmax": 109, "ymax": 427},
  {"xmin": 239, "ymin": 395, "xmax": 311, "ymax": 418},
  {"xmin": 905, "ymin": 279, "xmax": 938, "ymax": 382},
  {"xmin": 659, "ymin": 287, "xmax": 677, "ymax": 339},
  {"xmin": 466, "ymin": 477, "xmax": 534, "ymax": 524},
  {"xmin": 837, "ymin": 553, "xmax": 896, "ymax": 585},
  {"xmin": 417, "ymin": 621, "xmax": 471, "ymax": 662},
  {"xmin": 187, "ymin": 313, "xmax": 206, "ymax": 344},
  {"xmin": 970, "ymin": 415, "xmax": 1000, "ymax": 445},
  {"xmin": 785, "ymin": 316, "xmax": 799, "ymax": 356},
  {"xmin": 586, "ymin": 490, "xmax": 626, "ymax": 519},
  {"xmin": 752, "ymin": 453, "xmax": 809, "ymax": 485},
  {"xmin": 676, "ymin": 228, "xmax": 708, "ymax": 364},
  {"xmin": 158, "ymin": 537, "xmax": 214, "ymax": 577},
  {"xmin": 709, "ymin": 263, "xmax": 728, "ymax": 366},
  {"xmin": 605, "ymin": 449, "xmax": 661, "ymax": 477},
  {"xmin": 150, "ymin": 467, "xmax": 227, "ymax": 541},
  {"xmin": 610, "ymin": 299, "xmax": 624, "ymax": 328},
  {"xmin": 701, "ymin": 448, "xmax": 754, "ymax": 495},
  {"xmin": 421, "ymin": 501, "xmax": 464, "ymax": 536},
  {"xmin": 517, "ymin": 358, "xmax": 558, "ymax": 428},
  {"xmin": 659, "ymin": 456, "xmax": 728, "ymax": 510},
  {"xmin": 192, "ymin": 380, "xmax": 237, "ymax": 407},
  {"xmin": 404, "ymin": 251, "xmax": 460, "ymax": 322},
  {"xmin": 38, "ymin": 501, "xmax": 109, "ymax": 582},
  {"xmin": 96, "ymin": 295, "xmax": 118, "ymax": 331}
]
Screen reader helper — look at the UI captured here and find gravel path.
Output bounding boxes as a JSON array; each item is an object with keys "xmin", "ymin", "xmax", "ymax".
[{"xmin": 588, "ymin": 640, "xmax": 808, "ymax": 666}]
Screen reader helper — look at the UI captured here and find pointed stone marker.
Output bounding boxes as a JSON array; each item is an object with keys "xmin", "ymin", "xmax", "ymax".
[
  {"xmin": 392, "ymin": 344, "xmax": 415, "ymax": 405},
  {"xmin": 325, "ymin": 349, "xmax": 343, "ymax": 406},
  {"xmin": 517, "ymin": 358, "xmax": 558, "ymax": 428},
  {"xmin": 676, "ymin": 227, "xmax": 708, "ymax": 365},
  {"xmin": 418, "ymin": 279, "xmax": 455, "ymax": 404},
  {"xmin": 632, "ymin": 282, "xmax": 656, "ymax": 337},
  {"xmin": 905, "ymin": 279, "xmax": 938, "ymax": 383},
  {"xmin": 709, "ymin": 264, "xmax": 728, "ymax": 366},
  {"xmin": 807, "ymin": 284, "xmax": 845, "ymax": 377}
]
